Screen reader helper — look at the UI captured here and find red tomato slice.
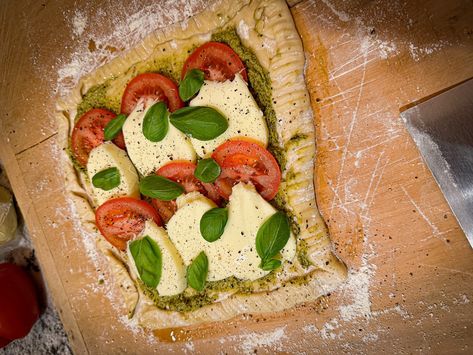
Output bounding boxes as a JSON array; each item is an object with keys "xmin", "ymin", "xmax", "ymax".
[
  {"xmin": 212, "ymin": 140, "xmax": 281, "ymax": 200},
  {"xmin": 120, "ymin": 73, "xmax": 184, "ymax": 115},
  {"xmin": 71, "ymin": 108, "xmax": 126, "ymax": 167},
  {"xmin": 95, "ymin": 197, "xmax": 162, "ymax": 251},
  {"xmin": 152, "ymin": 162, "xmax": 222, "ymax": 223},
  {"xmin": 0, "ymin": 263, "xmax": 39, "ymax": 344},
  {"xmin": 151, "ymin": 199, "xmax": 177, "ymax": 225},
  {"xmin": 181, "ymin": 42, "xmax": 248, "ymax": 82}
]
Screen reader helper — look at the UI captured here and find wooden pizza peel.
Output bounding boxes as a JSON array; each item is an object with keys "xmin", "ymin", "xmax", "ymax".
[{"xmin": 1, "ymin": 0, "xmax": 472, "ymax": 353}]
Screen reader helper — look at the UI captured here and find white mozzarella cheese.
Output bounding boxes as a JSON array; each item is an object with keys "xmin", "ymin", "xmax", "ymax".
[
  {"xmin": 166, "ymin": 192, "xmax": 220, "ymax": 275},
  {"xmin": 87, "ymin": 142, "xmax": 140, "ymax": 206},
  {"xmin": 122, "ymin": 101, "xmax": 196, "ymax": 176},
  {"xmin": 211, "ymin": 183, "xmax": 296, "ymax": 281},
  {"xmin": 127, "ymin": 220, "xmax": 187, "ymax": 297},
  {"xmin": 189, "ymin": 74, "xmax": 269, "ymax": 157},
  {"xmin": 167, "ymin": 183, "xmax": 296, "ymax": 282}
]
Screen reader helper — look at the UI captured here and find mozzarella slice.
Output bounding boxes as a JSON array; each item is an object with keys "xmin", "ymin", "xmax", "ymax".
[
  {"xmin": 127, "ymin": 220, "xmax": 187, "ymax": 297},
  {"xmin": 122, "ymin": 101, "xmax": 196, "ymax": 176},
  {"xmin": 167, "ymin": 192, "xmax": 218, "ymax": 273},
  {"xmin": 167, "ymin": 183, "xmax": 296, "ymax": 282},
  {"xmin": 189, "ymin": 74, "xmax": 269, "ymax": 157},
  {"xmin": 213, "ymin": 183, "xmax": 296, "ymax": 281},
  {"xmin": 87, "ymin": 142, "xmax": 140, "ymax": 206}
]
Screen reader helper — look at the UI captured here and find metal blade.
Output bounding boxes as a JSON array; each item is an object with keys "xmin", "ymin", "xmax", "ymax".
[{"xmin": 401, "ymin": 79, "xmax": 473, "ymax": 247}]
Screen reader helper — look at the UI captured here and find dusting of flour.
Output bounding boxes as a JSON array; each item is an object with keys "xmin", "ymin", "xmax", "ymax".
[
  {"xmin": 51, "ymin": 0, "xmax": 461, "ymax": 352},
  {"xmin": 72, "ymin": 11, "xmax": 87, "ymax": 37},
  {"xmin": 220, "ymin": 326, "xmax": 288, "ymax": 354},
  {"xmin": 56, "ymin": 0, "xmax": 206, "ymax": 98},
  {"xmin": 53, "ymin": 0, "xmax": 208, "ymax": 348}
]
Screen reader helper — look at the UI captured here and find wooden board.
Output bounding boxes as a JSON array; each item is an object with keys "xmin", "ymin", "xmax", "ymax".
[{"xmin": 1, "ymin": 0, "xmax": 472, "ymax": 353}]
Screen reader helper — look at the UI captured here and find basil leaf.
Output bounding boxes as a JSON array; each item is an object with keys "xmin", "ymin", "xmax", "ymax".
[
  {"xmin": 130, "ymin": 236, "xmax": 162, "ymax": 288},
  {"xmin": 261, "ymin": 259, "xmax": 282, "ymax": 271},
  {"xmin": 140, "ymin": 175, "xmax": 184, "ymax": 200},
  {"xmin": 187, "ymin": 251, "xmax": 208, "ymax": 291},
  {"xmin": 92, "ymin": 167, "xmax": 120, "ymax": 191},
  {"xmin": 104, "ymin": 113, "xmax": 127, "ymax": 141},
  {"xmin": 139, "ymin": 175, "xmax": 184, "ymax": 201},
  {"xmin": 200, "ymin": 208, "xmax": 228, "ymax": 242},
  {"xmin": 179, "ymin": 69, "xmax": 204, "ymax": 101},
  {"xmin": 143, "ymin": 102, "xmax": 169, "ymax": 142},
  {"xmin": 255, "ymin": 211, "xmax": 290, "ymax": 269},
  {"xmin": 170, "ymin": 106, "xmax": 228, "ymax": 141},
  {"xmin": 194, "ymin": 158, "xmax": 221, "ymax": 183}
]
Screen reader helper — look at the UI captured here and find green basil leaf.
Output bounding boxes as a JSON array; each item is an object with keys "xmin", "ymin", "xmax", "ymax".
[
  {"xmin": 255, "ymin": 211, "xmax": 290, "ymax": 269},
  {"xmin": 142, "ymin": 102, "xmax": 169, "ymax": 142},
  {"xmin": 194, "ymin": 158, "xmax": 221, "ymax": 183},
  {"xmin": 187, "ymin": 251, "xmax": 208, "ymax": 291},
  {"xmin": 92, "ymin": 167, "xmax": 120, "ymax": 191},
  {"xmin": 260, "ymin": 258, "xmax": 282, "ymax": 271},
  {"xmin": 200, "ymin": 208, "xmax": 228, "ymax": 242},
  {"xmin": 104, "ymin": 113, "xmax": 127, "ymax": 141},
  {"xmin": 179, "ymin": 69, "xmax": 204, "ymax": 101},
  {"xmin": 170, "ymin": 106, "xmax": 228, "ymax": 141},
  {"xmin": 130, "ymin": 236, "xmax": 162, "ymax": 288},
  {"xmin": 139, "ymin": 175, "xmax": 184, "ymax": 201}
]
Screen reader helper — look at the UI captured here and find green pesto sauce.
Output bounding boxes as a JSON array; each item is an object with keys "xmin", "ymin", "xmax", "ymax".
[
  {"xmin": 297, "ymin": 239, "xmax": 312, "ymax": 269},
  {"xmin": 140, "ymin": 269, "xmax": 316, "ymax": 312},
  {"xmin": 285, "ymin": 133, "xmax": 308, "ymax": 149},
  {"xmin": 66, "ymin": 144, "xmax": 87, "ymax": 174},
  {"xmin": 140, "ymin": 280, "xmax": 218, "ymax": 312},
  {"xmin": 156, "ymin": 274, "xmax": 278, "ymax": 312},
  {"xmin": 76, "ymin": 82, "xmax": 120, "ymax": 120}
]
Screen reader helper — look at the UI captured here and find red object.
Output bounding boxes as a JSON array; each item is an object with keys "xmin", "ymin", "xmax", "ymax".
[
  {"xmin": 120, "ymin": 73, "xmax": 183, "ymax": 115},
  {"xmin": 95, "ymin": 197, "xmax": 162, "ymax": 250},
  {"xmin": 181, "ymin": 42, "xmax": 248, "ymax": 82},
  {"xmin": 152, "ymin": 162, "xmax": 221, "ymax": 223},
  {"xmin": 71, "ymin": 108, "xmax": 126, "ymax": 166},
  {"xmin": 212, "ymin": 140, "xmax": 281, "ymax": 200},
  {"xmin": 0, "ymin": 263, "xmax": 40, "ymax": 348}
]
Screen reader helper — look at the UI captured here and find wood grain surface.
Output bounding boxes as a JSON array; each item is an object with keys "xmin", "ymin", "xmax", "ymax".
[{"xmin": 1, "ymin": 0, "xmax": 472, "ymax": 353}]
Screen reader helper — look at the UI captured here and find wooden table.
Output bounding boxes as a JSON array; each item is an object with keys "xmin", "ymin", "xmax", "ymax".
[{"xmin": 1, "ymin": 0, "xmax": 472, "ymax": 353}]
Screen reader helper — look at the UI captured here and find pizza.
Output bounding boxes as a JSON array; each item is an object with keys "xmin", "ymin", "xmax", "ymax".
[{"xmin": 56, "ymin": 0, "xmax": 347, "ymax": 330}]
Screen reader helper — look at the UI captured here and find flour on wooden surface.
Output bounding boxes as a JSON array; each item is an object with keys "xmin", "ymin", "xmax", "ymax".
[
  {"xmin": 56, "ymin": 0, "xmax": 206, "ymax": 98},
  {"xmin": 219, "ymin": 326, "xmax": 288, "ymax": 354},
  {"xmin": 51, "ymin": 0, "xmax": 465, "ymax": 352},
  {"xmin": 408, "ymin": 40, "xmax": 452, "ymax": 62},
  {"xmin": 72, "ymin": 11, "xmax": 87, "ymax": 37},
  {"xmin": 296, "ymin": 0, "xmax": 418, "ymax": 346}
]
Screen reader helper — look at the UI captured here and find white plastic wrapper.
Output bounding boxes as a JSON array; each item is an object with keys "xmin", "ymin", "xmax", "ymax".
[{"xmin": 0, "ymin": 185, "xmax": 18, "ymax": 246}]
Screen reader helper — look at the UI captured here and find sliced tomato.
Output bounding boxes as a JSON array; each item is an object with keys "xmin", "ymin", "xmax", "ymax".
[
  {"xmin": 120, "ymin": 73, "xmax": 184, "ymax": 115},
  {"xmin": 71, "ymin": 108, "xmax": 126, "ymax": 167},
  {"xmin": 212, "ymin": 140, "xmax": 281, "ymax": 200},
  {"xmin": 152, "ymin": 162, "xmax": 221, "ymax": 223},
  {"xmin": 95, "ymin": 197, "xmax": 161, "ymax": 251},
  {"xmin": 151, "ymin": 199, "xmax": 177, "ymax": 225},
  {"xmin": 181, "ymin": 42, "xmax": 248, "ymax": 82},
  {"xmin": 0, "ymin": 263, "xmax": 39, "ymax": 345}
]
